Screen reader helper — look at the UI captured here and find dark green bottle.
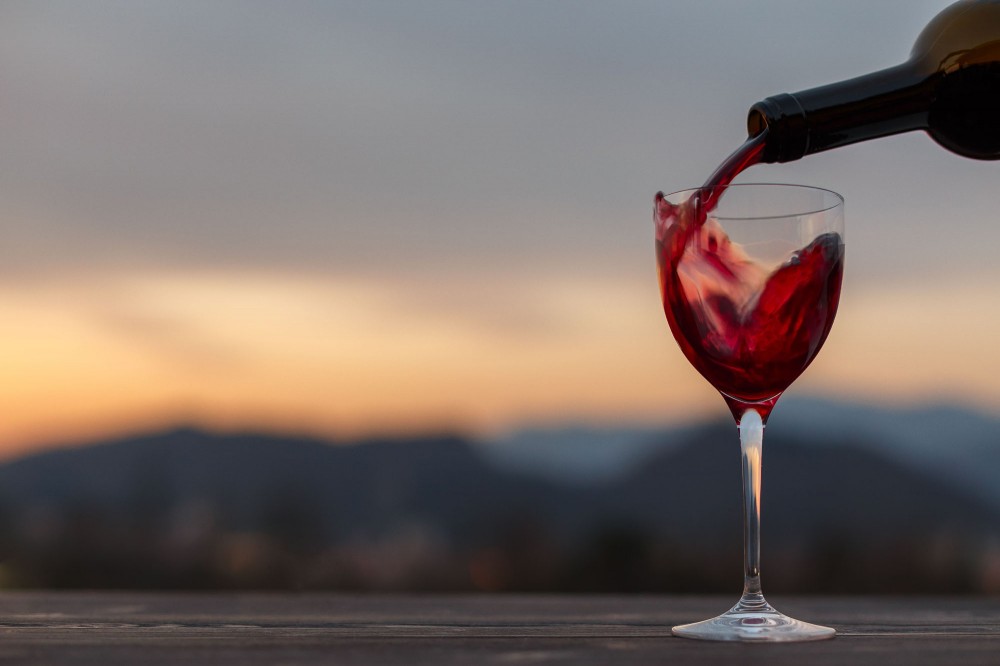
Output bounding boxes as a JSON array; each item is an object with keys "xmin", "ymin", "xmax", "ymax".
[{"xmin": 749, "ymin": 0, "xmax": 1000, "ymax": 162}]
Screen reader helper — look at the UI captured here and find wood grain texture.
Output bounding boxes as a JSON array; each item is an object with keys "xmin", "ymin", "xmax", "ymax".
[{"xmin": 0, "ymin": 594, "xmax": 997, "ymax": 664}]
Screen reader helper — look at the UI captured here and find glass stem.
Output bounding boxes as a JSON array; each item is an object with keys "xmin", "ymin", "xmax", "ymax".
[{"xmin": 739, "ymin": 408, "xmax": 767, "ymax": 609}]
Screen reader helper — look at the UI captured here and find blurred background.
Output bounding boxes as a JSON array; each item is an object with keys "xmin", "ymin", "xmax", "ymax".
[{"xmin": 0, "ymin": 0, "xmax": 997, "ymax": 592}]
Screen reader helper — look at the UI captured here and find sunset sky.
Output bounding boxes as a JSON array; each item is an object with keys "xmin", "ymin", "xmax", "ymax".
[{"xmin": 0, "ymin": 0, "xmax": 995, "ymax": 457}]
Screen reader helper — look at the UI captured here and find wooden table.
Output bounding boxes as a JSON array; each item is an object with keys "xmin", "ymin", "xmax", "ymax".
[{"xmin": 0, "ymin": 593, "xmax": 998, "ymax": 664}]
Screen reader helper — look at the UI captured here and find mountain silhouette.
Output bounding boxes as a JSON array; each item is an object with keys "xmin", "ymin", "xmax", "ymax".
[{"xmin": 0, "ymin": 419, "xmax": 994, "ymax": 591}]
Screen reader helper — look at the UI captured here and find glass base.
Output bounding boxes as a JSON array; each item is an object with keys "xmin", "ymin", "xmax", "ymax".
[{"xmin": 672, "ymin": 597, "xmax": 835, "ymax": 642}]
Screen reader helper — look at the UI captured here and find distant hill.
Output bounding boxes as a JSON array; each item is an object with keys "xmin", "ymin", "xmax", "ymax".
[
  {"xmin": 480, "ymin": 424, "xmax": 677, "ymax": 484},
  {"xmin": 775, "ymin": 396, "xmax": 1000, "ymax": 511},
  {"xmin": 0, "ymin": 428, "xmax": 563, "ymax": 544},
  {"xmin": 0, "ymin": 415, "xmax": 995, "ymax": 592},
  {"xmin": 482, "ymin": 396, "xmax": 1000, "ymax": 513}
]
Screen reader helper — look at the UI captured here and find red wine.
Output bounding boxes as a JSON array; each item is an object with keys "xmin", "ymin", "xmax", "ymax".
[
  {"xmin": 654, "ymin": 134, "xmax": 844, "ymax": 421},
  {"xmin": 654, "ymin": 132, "xmax": 767, "ymax": 264},
  {"xmin": 749, "ymin": 0, "xmax": 1000, "ymax": 162}
]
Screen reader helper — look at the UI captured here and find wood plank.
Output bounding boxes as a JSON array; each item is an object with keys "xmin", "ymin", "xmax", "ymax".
[{"xmin": 0, "ymin": 593, "xmax": 996, "ymax": 665}]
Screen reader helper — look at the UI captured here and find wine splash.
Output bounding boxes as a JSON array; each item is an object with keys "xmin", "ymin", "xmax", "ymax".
[
  {"xmin": 654, "ymin": 132, "xmax": 844, "ymax": 422},
  {"xmin": 654, "ymin": 131, "xmax": 767, "ymax": 266}
]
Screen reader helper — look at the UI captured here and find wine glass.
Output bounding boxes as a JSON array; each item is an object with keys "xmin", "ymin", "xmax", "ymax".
[{"xmin": 653, "ymin": 183, "xmax": 844, "ymax": 642}]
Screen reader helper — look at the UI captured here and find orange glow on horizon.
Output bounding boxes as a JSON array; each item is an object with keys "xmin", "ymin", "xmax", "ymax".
[
  {"xmin": 0, "ymin": 269, "xmax": 999, "ymax": 460},
  {"xmin": 0, "ymin": 269, "xmax": 703, "ymax": 457}
]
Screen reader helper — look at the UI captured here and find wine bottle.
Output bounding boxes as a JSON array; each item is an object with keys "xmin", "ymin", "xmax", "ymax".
[{"xmin": 749, "ymin": 0, "xmax": 1000, "ymax": 162}]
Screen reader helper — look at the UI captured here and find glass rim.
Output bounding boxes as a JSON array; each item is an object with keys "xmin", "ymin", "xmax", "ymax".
[{"xmin": 660, "ymin": 182, "xmax": 844, "ymax": 221}]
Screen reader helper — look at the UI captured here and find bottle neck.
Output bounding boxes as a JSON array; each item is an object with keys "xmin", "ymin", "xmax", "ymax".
[{"xmin": 749, "ymin": 62, "xmax": 935, "ymax": 163}]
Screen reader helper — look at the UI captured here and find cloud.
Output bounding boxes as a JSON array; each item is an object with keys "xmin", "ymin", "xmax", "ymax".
[{"xmin": 0, "ymin": 0, "xmax": 950, "ymax": 284}]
